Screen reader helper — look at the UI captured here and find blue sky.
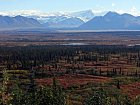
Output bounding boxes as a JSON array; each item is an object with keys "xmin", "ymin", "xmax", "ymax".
[{"xmin": 0, "ymin": 0, "xmax": 140, "ymax": 15}]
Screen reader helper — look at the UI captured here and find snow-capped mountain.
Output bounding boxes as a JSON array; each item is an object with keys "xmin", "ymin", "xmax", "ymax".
[
  {"xmin": 28, "ymin": 15, "xmax": 69, "ymax": 24},
  {"xmin": 69, "ymin": 10, "xmax": 94, "ymax": 22},
  {"xmin": 33, "ymin": 10, "xmax": 107, "ymax": 24},
  {"xmin": 28, "ymin": 10, "xmax": 94, "ymax": 23},
  {"xmin": 26, "ymin": 10, "xmax": 94, "ymax": 28},
  {"xmin": 0, "ymin": 10, "xmax": 105, "ymax": 24}
]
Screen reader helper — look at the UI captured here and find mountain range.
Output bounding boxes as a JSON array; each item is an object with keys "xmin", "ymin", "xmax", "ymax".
[
  {"xmin": 79, "ymin": 12, "xmax": 140, "ymax": 30},
  {"xmin": 0, "ymin": 15, "xmax": 41, "ymax": 30},
  {"xmin": 1, "ymin": 11, "xmax": 140, "ymax": 30},
  {"xmin": 26, "ymin": 10, "xmax": 95, "ymax": 23},
  {"xmin": 28, "ymin": 10, "xmax": 94, "ymax": 28}
]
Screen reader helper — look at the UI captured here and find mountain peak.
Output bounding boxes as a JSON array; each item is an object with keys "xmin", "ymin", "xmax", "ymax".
[
  {"xmin": 69, "ymin": 10, "xmax": 94, "ymax": 22},
  {"xmin": 71, "ymin": 10, "xmax": 93, "ymax": 15},
  {"xmin": 0, "ymin": 15, "xmax": 41, "ymax": 29},
  {"xmin": 79, "ymin": 11, "xmax": 140, "ymax": 30},
  {"xmin": 121, "ymin": 13, "xmax": 134, "ymax": 18},
  {"xmin": 14, "ymin": 15, "xmax": 25, "ymax": 19},
  {"xmin": 104, "ymin": 11, "xmax": 120, "ymax": 17}
]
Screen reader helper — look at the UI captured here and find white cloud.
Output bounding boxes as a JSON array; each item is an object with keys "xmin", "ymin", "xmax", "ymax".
[
  {"xmin": 112, "ymin": 3, "xmax": 115, "ymax": 7},
  {"xmin": 0, "ymin": 7, "xmax": 140, "ymax": 17},
  {"xmin": 0, "ymin": 10, "xmax": 66, "ymax": 17},
  {"xmin": 129, "ymin": 6, "xmax": 140, "ymax": 16},
  {"xmin": 116, "ymin": 6, "xmax": 140, "ymax": 16},
  {"xmin": 0, "ymin": 12, "xmax": 8, "ymax": 16},
  {"xmin": 0, "ymin": 10, "xmax": 41, "ymax": 16}
]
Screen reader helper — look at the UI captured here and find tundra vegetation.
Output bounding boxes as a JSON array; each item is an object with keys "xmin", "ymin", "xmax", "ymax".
[{"xmin": 1, "ymin": 45, "xmax": 140, "ymax": 105}]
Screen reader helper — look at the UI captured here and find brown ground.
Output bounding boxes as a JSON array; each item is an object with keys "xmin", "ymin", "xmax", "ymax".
[
  {"xmin": 35, "ymin": 74, "xmax": 111, "ymax": 88},
  {"xmin": 1, "ymin": 31, "xmax": 140, "ymax": 46}
]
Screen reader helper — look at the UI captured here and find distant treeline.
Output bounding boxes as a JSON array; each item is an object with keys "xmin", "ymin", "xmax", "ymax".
[{"xmin": 0, "ymin": 45, "xmax": 140, "ymax": 70}]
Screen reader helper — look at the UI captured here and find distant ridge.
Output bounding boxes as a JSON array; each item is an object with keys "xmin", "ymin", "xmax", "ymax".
[
  {"xmin": 0, "ymin": 15, "xmax": 41, "ymax": 29},
  {"xmin": 1, "ymin": 11, "xmax": 140, "ymax": 30},
  {"xmin": 79, "ymin": 11, "xmax": 140, "ymax": 30}
]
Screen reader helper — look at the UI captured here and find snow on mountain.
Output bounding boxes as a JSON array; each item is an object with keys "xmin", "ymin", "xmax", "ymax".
[
  {"xmin": 28, "ymin": 10, "xmax": 94, "ymax": 23},
  {"xmin": 68, "ymin": 10, "xmax": 94, "ymax": 22},
  {"xmin": 0, "ymin": 10, "xmax": 107, "ymax": 24},
  {"xmin": 32, "ymin": 10, "xmax": 106, "ymax": 23}
]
